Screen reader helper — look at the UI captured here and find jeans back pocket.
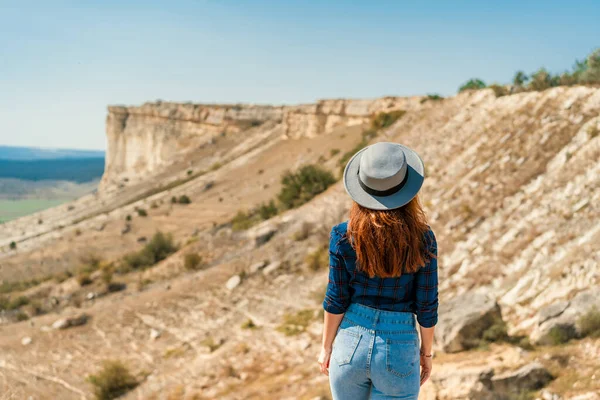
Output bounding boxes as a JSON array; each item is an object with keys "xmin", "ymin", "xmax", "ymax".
[
  {"xmin": 332, "ymin": 328, "xmax": 362, "ymax": 366},
  {"xmin": 385, "ymin": 338, "xmax": 419, "ymax": 378}
]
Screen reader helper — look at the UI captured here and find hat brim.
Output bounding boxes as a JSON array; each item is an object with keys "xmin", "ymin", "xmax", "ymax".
[{"xmin": 342, "ymin": 142, "xmax": 425, "ymax": 210}]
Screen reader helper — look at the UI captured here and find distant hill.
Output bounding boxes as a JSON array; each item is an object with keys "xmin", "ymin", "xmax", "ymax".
[
  {"xmin": 0, "ymin": 158, "xmax": 105, "ymax": 182},
  {"xmin": 0, "ymin": 145, "xmax": 105, "ymax": 161}
]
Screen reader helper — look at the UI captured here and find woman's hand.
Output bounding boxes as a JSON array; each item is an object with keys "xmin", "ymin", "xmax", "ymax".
[
  {"xmin": 318, "ymin": 346, "xmax": 332, "ymax": 376},
  {"xmin": 419, "ymin": 351, "xmax": 432, "ymax": 386}
]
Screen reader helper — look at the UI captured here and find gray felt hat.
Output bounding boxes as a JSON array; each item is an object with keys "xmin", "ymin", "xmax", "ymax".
[{"xmin": 342, "ymin": 141, "xmax": 425, "ymax": 210}]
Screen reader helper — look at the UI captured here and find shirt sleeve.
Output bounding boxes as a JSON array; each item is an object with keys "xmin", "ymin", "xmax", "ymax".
[
  {"xmin": 414, "ymin": 229, "xmax": 439, "ymax": 327},
  {"xmin": 322, "ymin": 225, "xmax": 352, "ymax": 314}
]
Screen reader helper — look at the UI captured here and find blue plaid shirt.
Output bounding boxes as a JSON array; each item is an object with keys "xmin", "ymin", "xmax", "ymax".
[{"xmin": 322, "ymin": 220, "xmax": 438, "ymax": 328}]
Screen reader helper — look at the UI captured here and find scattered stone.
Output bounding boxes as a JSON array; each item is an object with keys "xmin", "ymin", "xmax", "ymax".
[
  {"xmin": 95, "ymin": 222, "xmax": 106, "ymax": 232},
  {"xmin": 435, "ymin": 291, "xmax": 503, "ymax": 352},
  {"xmin": 249, "ymin": 260, "xmax": 268, "ymax": 274},
  {"xmin": 86, "ymin": 292, "xmax": 96, "ymax": 300},
  {"xmin": 254, "ymin": 225, "xmax": 277, "ymax": 247},
  {"xmin": 226, "ymin": 275, "xmax": 241, "ymax": 290},
  {"xmin": 137, "ymin": 236, "xmax": 147, "ymax": 243},
  {"xmin": 531, "ymin": 288, "xmax": 600, "ymax": 345},
  {"xmin": 569, "ymin": 392, "xmax": 600, "ymax": 400},
  {"xmin": 21, "ymin": 337, "xmax": 32, "ymax": 346},
  {"xmin": 262, "ymin": 261, "xmax": 282, "ymax": 275},
  {"xmin": 203, "ymin": 181, "xmax": 215, "ymax": 191},
  {"xmin": 150, "ymin": 329, "xmax": 161, "ymax": 340},
  {"xmin": 121, "ymin": 224, "xmax": 131, "ymax": 235},
  {"xmin": 541, "ymin": 389, "xmax": 562, "ymax": 400},
  {"xmin": 491, "ymin": 362, "xmax": 553, "ymax": 395},
  {"xmin": 52, "ymin": 314, "xmax": 89, "ymax": 330}
]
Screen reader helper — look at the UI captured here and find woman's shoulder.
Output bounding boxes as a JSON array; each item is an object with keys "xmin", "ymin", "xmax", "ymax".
[{"xmin": 330, "ymin": 220, "xmax": 352, "ymax": 253}]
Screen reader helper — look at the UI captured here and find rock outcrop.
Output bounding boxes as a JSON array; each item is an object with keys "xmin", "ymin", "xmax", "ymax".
[
  {"xmin": 100, "ymin": 97, "xmax": 425, "ymax": 191},
  {"xmin": 435, "ymin": 291, "xmax": 503, "ymax": 352}
]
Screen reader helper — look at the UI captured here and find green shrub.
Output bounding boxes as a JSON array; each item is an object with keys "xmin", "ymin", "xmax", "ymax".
[
  {"xmin": 122, "ymin": 231, "xmax": 178, "ymax": 271},
  {"xmin": 125, "ymin": 215, "xmax": 131, "ymax": 221},
  {"xmin": 277, "ymin": 165, "xmax": 336, "ymax": 210},
  {"xmin": 427, "ymin": 93, "xmax": 443, "ymax": 101},
  {"xmin": 87, "ymin": 360, "xmax": 138, "ymax": 400},
  {"xmin": 171, "ymin": 196, "xmax": 177, "ymax": 204},
  {"xmin": 489, "ymin": 84, "xmax": 509, "ymax": 97},
  {"xmin": 305, "ymin": 245, "xmax": 329, "ymax": 271},
  {"xmin": 482, "ymin": 319, "xmax": 509, "ymax": 342},
  {"xmin": 257, "ymin": 199, "xmax": 278, "ymax": 220},
  {"xmin": 578, "ymin": 306, "xmax": 600, "ymax": 338},
  {"xmin": 9, "ymin": 241, "xmax": 16, "ymax": 250},
  {"xmin": 370, "ymin": 110, "xmax": 406, "ymax": 130},
  {"xmin": 276, "ymin": 309, "xmax": 316, "ymax": 336},
  {"xmin": 137, "ymin": 209, "xmax": 148, "ymax": 217},
  {"xmin": 241, "ymin": 319, "xmax": 257, "ymax": 329},
  {"xmin": 187, "ymin": 169, "xmax": 193, "ymax": 176},
  {"xmin": 512, "ymin": 71, "xmax": 529, "ymax": 87},
  {"xmin": 459, "ymin": 78, "xmax": 486, "ymax": 92},
  {"xmin": 184, "ymin": 253, "xmax": 204, "ymax": 271},
  {"xmin": 547, "ymin": 325, "xmax": 574, "ymax": 345},
  {"xmin": 0, "ymin": 296, "xmax": 30, "ymax": 311},
  {"xmin": 528, "ymin": 68, "xmax": 555, "ymax": 91},
  {"xmin": 178, "ymin": 195, "xmax": 191, "ymax": 204},
  {"xmin": 231, "ymin": 210, "xmax": 262, "ymax": 231}
]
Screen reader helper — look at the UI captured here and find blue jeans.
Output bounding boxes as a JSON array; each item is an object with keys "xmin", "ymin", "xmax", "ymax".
[{"xmin": 329, "ymin": 302, "xmax": 420, "ymax": 399}]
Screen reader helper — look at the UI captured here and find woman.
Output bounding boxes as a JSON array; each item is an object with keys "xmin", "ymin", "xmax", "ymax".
[{"xmin": 318, "ymin": 141, "xmax": 438, "ymax": 399}]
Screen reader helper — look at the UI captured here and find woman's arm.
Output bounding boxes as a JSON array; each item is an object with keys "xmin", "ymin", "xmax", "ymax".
[{"xmin": 319, "ymin": 225, "xmax": 352, "ymax": 375}]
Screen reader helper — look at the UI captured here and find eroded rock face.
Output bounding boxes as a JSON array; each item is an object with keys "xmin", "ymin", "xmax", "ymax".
[
  {"xmin": 100, "ymin": 97, "xmax": 425, "ymax": 191},
  {"xmin": 491, "ymin": 362, "xmax": 553, "ymax": 398},
  {"xmin": 531, "ymin": 288, "xmax": 600, "ymax": 345},
  {"xmin": 435, "ymin": 291, "xmax": 503, "ymax": 353}
]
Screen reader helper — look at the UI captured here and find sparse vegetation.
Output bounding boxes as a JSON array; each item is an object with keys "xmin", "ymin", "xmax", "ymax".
[
  {"xmin": 121, "ymin": 231, "xmax": 178, "ymax": 271},
  {"xmin": 184, "ymin": 253, "xmax": 204, "ymax": 271},
  {"xmin": 0, "ymin": 275, "xmax": 52, "ymax": 294},
  {"xmin": 77, "ymin": 273, "xmax": 93, "ymax": 286},
  {"xmin": 278, "ymin": 165, "xmax": 336, "ymax": 210},
  {"xmin": 0, "ymin": 295, "xmax": 30, "ymax": 311},
  {"xmin": 241, "ymin": 318, "xmax": 257, "ymax": 329},
  {"xmin": 125, "ymin": 214, "xmax": 131, "ymax": 221},
  {"xmin": 547, "ymin": 325, "xmax": 574, "ymax": 345},
  {"xmin": 305, "ymin": 245, "xmax": 329, "ymax": 271},
  {"xmin": 330, "ymin": 148, "xmax": 340, "ymax": 156},
  {"xmin": 200, "ymin": 336, "xmax": 222, "ymax": 352},
  {"xmin": 171, "ymin": 196, "xmax": 177, "ymax": 204},
  {"xmin": 87, "ymin": 360, "xmax": 138, "ymax": 400},
  {"xmin": 177, "ymin": 195, "xmax": 191, "ymax": 204},
  {"xmin": 459, "ymin": 48, "xmax": 600, "ymax": 94},
  {"xmin": 276, "ymin": 309, "xmax": 316, "ymax": 336},
  {"xmin": 137, "ymin": 208, "xmax": 147, "ymax": 217},
  {"xmin": 370, "ymin": 110, "xmax": 406, "ymax": 130},
  {"xmin": 459, "ymin": 78, "xmax": 486, "ymax": 92},
  {"xmin": 9, "ymin": 241, "xmax": 16, "ymax": 250},
  {"xmin": 578, "ymin": 306, "xmax": 600, "ymax": 338}
]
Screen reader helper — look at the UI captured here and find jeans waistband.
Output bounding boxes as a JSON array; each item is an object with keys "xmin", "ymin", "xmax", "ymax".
[{"xmin": 344, "ymin": 302, "xmax": 417, "ymax": 331}]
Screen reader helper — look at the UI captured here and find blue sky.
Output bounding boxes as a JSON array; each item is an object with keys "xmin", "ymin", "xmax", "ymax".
[{"xmin": 1, "ymin": 1, "xmax": 599, "ymax": 150}]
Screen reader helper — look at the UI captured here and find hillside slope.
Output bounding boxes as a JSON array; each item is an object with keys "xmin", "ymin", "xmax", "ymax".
[{"xmin": 1, "ymin": 87, "xmax": 599, "ymax": 399}]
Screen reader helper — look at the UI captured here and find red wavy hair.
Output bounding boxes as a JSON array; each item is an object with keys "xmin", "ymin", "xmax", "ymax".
[{"xmin": 347, "ymin": 194, "xmax": 435, "ymax": 278}]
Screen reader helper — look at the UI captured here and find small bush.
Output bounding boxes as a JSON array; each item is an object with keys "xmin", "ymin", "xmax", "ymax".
[
  {"xmin": 9, "ymin": 241, "xmax": 16, "ymax": 250},
  {"xmin": 482, "ymin": 319, "xmax": 509, "ymax": 342},
  {"xmin": 200, "ymin": 337, "xmax": 222, "ymax": 352},
  {"xmin": 489, "ymin": 84, "xmax": 509, "ymax": 97},
  {"xmin": 578, "ymin": 306, "xmax": 600, "ymax": 338},
  {"xmin": 187, "ymin": 169, "xmax": 193, "ymax": 176},
  {"xmin": 276, "ymin": 309, "xmax": 316, "ymax": 336},
  {"xmin": 241, "ymin": 319, "xmax": 257, "ymax": 329},
  {"xmin": 122, "ymin": 231, "xmax": 178, "ymax": 271},
  {"xmin": 427, "ymin": 93, "xmax": 443, "ymax": 101},
  {"xmin": 257, "ymin": 199, "xmax": 278, "ymax": 220},
  {"xmin": 184, "ymin": 253, "xmax": 204, "ymax": 271},
  {"xmin": 171, "ymin": 196, "xmax": 177, "ymax": 204},
  {"xmin": 137, "ymin": 209, "xmax": 147, "ymax": 217},
  {"xmin": 330, "ymin": 148, "xmax": 340, "ymax": 156},
  {"xmin": 459, "ymin": 78, "xmax": 486, "ymax": 92},
  {"xmin": 305, "ymin": 246, "xmax": 329, "ymax": 271},
  {"xmin": 370, "ymin": 110, "xmax": 406, "ymax": 130},
  {"xmin": 150, "ymin": 201, "xmax": 158, "ymax": 209},
  {"xmin": 178, "ymin": 195, "xmax": 191, "ymax": 204},
  {"xmin": 210, "ymin": 162, "xmax": 222, "ymax": 171},
  {"xmin": 547, "ymin": 325, "xmax": 574, "ymax": 345},
  {"xmin": 78, "ymin": 273, "xmax": 93, "ymax": 286},
  {"xmin": 125, "ymin": 215, "xmax": 131, "ymax": 221},
  {"xmin": 278, "ymin": 165, "xmax": 336, "ymax": 210},
  {"xmin": 0, "ymin": 296, "xmax": 30, "ymax": 311},
  {"xmin": 231, "ymin": 210, "xmax": 260, "ymax": 231},
  {"xmin": 87, "ymin": 360, "xmax": 138, "ymax": 400}
]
